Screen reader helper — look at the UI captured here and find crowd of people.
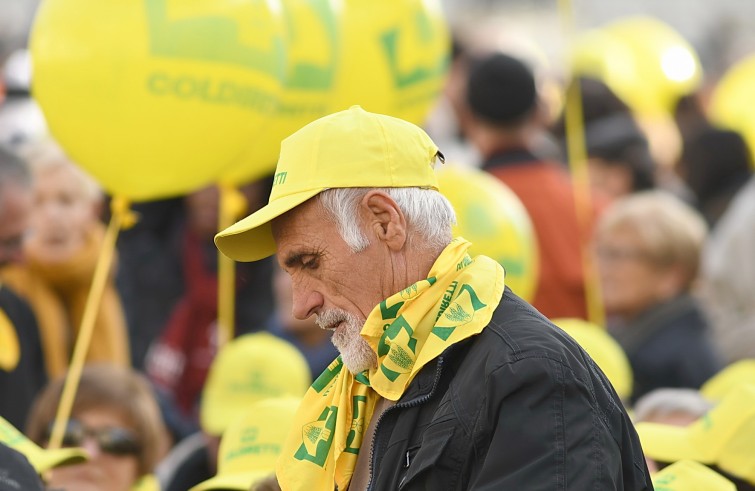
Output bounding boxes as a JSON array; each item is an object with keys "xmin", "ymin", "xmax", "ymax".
[{"xmin": 1, "ymin": 26, "xmax": 754, "ymax": 491}]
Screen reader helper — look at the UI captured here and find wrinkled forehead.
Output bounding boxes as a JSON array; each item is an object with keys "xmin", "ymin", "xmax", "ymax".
[
  {"xmin": 271, "ymin": 196, "xmax": 325, "ymax": 240},
  {"xmin": 271, "ymin": 197, "xmax": 332, "ymax": 266}
]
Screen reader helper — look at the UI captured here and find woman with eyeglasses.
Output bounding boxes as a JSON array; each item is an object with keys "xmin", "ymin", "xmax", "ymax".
[
  {"xmin": 25, "ymin": 364, "xmax": 169, "ymax": 491},
  {"xmin": 594, "ymin": 190, "xmax": 722, "ymax": 405}
]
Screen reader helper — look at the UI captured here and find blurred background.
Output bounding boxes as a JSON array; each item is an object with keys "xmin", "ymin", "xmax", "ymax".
[{"xmin": 4, "ymin": 0, "xmax": 755, "ymax": 77}]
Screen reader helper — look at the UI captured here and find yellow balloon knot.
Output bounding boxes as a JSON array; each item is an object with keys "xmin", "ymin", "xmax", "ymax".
[{"xmin": 110, "ymin": 197, "xmax": 139, "ymax": 230}]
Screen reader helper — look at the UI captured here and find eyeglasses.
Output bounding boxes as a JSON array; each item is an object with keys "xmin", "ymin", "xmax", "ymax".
[
  {"xmin": 46, "ymin": 420, "xmax": 141, "ymax": 457},
  {"xmin": 595, "ymin": 246, "xmax": 653, "ymax": 263}
]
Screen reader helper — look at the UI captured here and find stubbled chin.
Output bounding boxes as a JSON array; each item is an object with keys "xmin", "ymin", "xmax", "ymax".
[{"xmin": 336, "ymin": 338, "xmax": 378, "ymax": 374}]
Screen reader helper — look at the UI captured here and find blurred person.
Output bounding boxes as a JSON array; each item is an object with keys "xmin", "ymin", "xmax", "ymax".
[
  {"xmin": 118, "ymin": 177, "xmax": 275, "ymax": 371},
  {"xmin": 3, "ymin": 141, "xmax": 130, "ymax": 376},
  {"xmin": 189, "ymin": 397, "xmax": 299, "ymax": 491},
  {"xmin": 673, "ymin": 92, "xmax": 709, "ymax": 142},
  {"xmin": 268, "ymin": 265, "xmax": 338, "ymax": 378},
  {"xmin": 636, "ymin": 384, "xmax": 755, "ymax": 491},
  {"xmin": 631, "ymin": 387, "xmax": 713, "ymax": 475},
  {"xmin": 596, "ymin": 190, "xmax": 721, "ymax": 402},
  {"xmin": 158, "ymin": 332, "xmax": 309, "ymax": 491},
  {"xmin": 551, "ymin": 77, "xmax": 656, "ymax": 203},
  {"xmin": 677, "ymin": 126, "xmax": 752, "ymax": 227},
  {"xmin": 633, "ymin": 388, "xmax": 714, "ymax": 426},
  {"xmin": 26, "ymin": 364, "xmax": 169, "ymax": 491},
  {"xmin": 0, "ymin": 144, "xmax": 47, "ymax": 430},
  {"xmin": 215, "ymin": 106, "xmax": 652, "ymax": 490},
  {"xmin": 144, "ymin": 181, "xmax": 276, "ymax": 440},
  {"xmin": 701, "ymin": 176, "xmax": 755, "ymax": 363},
  {"xmin": 463, "ymin": 52, "xmax": 597, "ymax": 319}
]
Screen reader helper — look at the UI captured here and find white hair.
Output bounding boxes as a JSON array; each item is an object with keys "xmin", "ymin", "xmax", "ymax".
[
  {"xmin": 633, "ymin": 388, "xmax": 714, "ymax": 423},
  {"xmin": 317, "ymin": 187, "xmax": 457, "ymax": 253}
]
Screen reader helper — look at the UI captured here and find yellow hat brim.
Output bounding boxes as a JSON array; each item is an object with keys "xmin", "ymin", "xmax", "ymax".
[
  {"xmin": 636, "ymin": 422, "xmax": 712, "ymax": 465},
  {"xmin": 215, "ymin": 187, "xmax": 324, "ymax": 262},
  {"xmin": 27, "ymin": 446, "xmax": 88, "ymax": 473}
]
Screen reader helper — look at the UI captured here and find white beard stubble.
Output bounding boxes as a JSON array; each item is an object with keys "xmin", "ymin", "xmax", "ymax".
[{"xmin": 316, "ymin": 308, "xmax": 377, "ymax": 374}]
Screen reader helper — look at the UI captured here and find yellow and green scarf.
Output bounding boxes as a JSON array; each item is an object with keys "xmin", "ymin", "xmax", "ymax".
[{"xmin": 277, "ymin": 238, "xmax": 505, "ymax": 491}]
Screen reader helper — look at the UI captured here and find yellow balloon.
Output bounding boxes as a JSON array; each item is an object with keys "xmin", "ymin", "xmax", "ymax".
[
  {"xmin": 437, "ymin": 165, "xmax": 539, "ymax": 302},
  {"xmin": 221, "ymin": 0, "xmax": 338, "ymax": 186},
  {"xmin": 710, "ymin": 54, "xmax": 755, "ymax": 166},
  {"xmin": 223, "ymin": 0, "xmax": 450, "ymax": 185},
  {"xmin": 332, "ymin": 0, "xmax": 450, "ymax": 125},
  {"xmin": 31, "ymin": 0, "xmax": 285, "ymax": 201},
  {"xmin": 571, "ymin": 16, "xmax": 702, "ymax": 117}
]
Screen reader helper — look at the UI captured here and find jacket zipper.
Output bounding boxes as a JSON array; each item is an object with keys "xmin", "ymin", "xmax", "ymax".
[{"xmin": 365, "ymin": 356, "xmax": 446, "ymax": 491}]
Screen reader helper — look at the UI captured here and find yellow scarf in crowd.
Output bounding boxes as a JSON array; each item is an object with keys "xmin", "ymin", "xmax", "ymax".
[{"xmin": 277, "ymin": 238, "xmax": 505, "ymax": 491}]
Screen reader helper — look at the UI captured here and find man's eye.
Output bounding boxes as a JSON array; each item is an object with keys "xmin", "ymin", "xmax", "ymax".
[{"xmin": 302, "ymin": 258, "xmax": 318, "ymax": 270}]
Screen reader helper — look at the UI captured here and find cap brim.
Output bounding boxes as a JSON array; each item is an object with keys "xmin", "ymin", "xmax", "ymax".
[
  {"xmin": 636, "ymin": 422, "xmax": 711, "ymax": 464},
  {"xmin": 215, "ymin": 188, "xmax": 324, "ymax": 262},
  {"xmin": 189, "ymin": 470, "xmax": 273, "ymax": 491},
  {"xmin": 28, "ymin": 447, "xmax": 88, "ymax": 473}
]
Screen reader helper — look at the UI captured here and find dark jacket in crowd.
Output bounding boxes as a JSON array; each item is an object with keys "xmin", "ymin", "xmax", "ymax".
[
  {"xmin": 0, "ymin": 285, "xmax": 47, "ymax": 430},
  {"xmin": 368, "ymin": 287, "xmax": 652, "ymax": 490},
  {"xmin": 610, "ymin": 294, "xmax": 721, "ymax": 404}
]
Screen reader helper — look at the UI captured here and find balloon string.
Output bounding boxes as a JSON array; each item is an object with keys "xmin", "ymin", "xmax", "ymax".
[
  {"xmin": 217, "ymin": 185, "xmax": 246, "ymax": 348},
  {"xmin": 48, "ymin": 196, "xmax": 132, "ymax": 450},
  {"xmin": 558, "ymin": 0, "xmax": 606, "ymax": 328}
]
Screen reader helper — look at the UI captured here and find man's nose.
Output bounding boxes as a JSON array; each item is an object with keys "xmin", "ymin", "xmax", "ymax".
[{"xmin": 290, "ymin": 280, "xmax": 324, "ymax": 320}]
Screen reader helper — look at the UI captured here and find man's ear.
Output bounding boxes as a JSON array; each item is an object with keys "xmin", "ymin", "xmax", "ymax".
[{"xmin": 361, "ymin": 190, "xmax": 407, "ymax": 252}]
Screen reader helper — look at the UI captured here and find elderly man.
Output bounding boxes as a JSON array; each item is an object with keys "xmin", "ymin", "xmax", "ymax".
[{"xmin": 215, "ymin": 106, "xmax": 652, "ymax": 490}]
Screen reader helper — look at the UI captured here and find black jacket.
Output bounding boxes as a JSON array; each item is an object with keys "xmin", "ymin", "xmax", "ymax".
[
  {"xmin": 0, "ymin": 285, "xmax": 47, "ymax": 430},
  {"xmin": 609, "ymin": 294, "xmax": 721, "ymax": 404},
  {"xmin": 366, "ymin": 288, "xmax": 652, "ymax": 490}
]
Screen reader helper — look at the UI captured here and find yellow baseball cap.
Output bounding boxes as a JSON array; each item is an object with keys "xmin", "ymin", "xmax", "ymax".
[
  {"xmin": 0, "ymin": 415, "xmax": 87, "ymax": 473},
  {"xmin": 215, "ymin": 105, "xmax": 442, "ymax": 262},
  {"xmin": 552, "ymin": 318, "xmax": 633, "ymax": 401},
  {"xmin": 191, "ymin": 397, "xmax": 300, "ymax": 491},
  {"xmin": 701, "ymin": 360, "xmax": 755, "ymax": 402},
  {"xmin": 200, "ymin": 332, "xmax": 311, "ymax": 436},
  {"xmin": 636, "ymin": 384, "xmax": 755, "ymax": 484},
  {"xmin": 652, "ymin": 460, "xmax": 736, "ymax": 491}
]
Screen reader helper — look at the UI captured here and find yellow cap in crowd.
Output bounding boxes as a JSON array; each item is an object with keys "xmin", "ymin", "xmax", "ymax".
[
  {"xmin": 551, "ymin": 318, "xmax": 633, "ymax": 401},
  {"xmin": 0, "ymin": 415, "xmax": 86, "ymax": 473},
  {"xmin": 637, "ymin": 384, "xmax": 755, "ymax": 485},
  {"xmin": 191, "ymin": 397, "xmax": 300, "ymax": 491},
  {"xmin": 215, "ymin": 105, "xmax": 442, "ymax": 262},
  {"xmin": 701, "ymin": 359, "xmax": 755, "ymax": 401},
  {"xmin": 200, "ymin": 332, "xmax": 310, "ymax": 436},
  {"xmin": 652, "ymin": 460, "xmax": 735, "ymax": 491}
]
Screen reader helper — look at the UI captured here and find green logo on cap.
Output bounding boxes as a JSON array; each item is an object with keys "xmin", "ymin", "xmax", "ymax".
[{"xmin": 273, "ymin": 171, "xmax": 288, "ymax": 186}]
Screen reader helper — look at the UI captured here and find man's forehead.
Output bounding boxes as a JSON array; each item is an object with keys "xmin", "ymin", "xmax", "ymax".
[{"xmin": 271, "ymin": 196, "xmax": 323, "ymax": 237}]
